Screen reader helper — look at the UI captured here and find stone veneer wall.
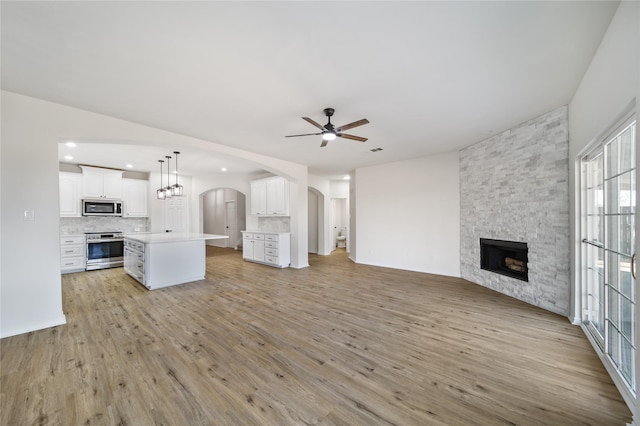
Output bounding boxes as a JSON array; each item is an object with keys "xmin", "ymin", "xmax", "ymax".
[{"xmin": 460, "ymin": 106, "xmax": 570, "ymax": 316}]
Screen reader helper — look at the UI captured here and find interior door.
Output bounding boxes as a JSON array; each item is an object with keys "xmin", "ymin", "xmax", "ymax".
[
  {"xmin": 164, "ymin": 196, "xmax": 188, "ymax": 233},
  {"xmin": 225, "ymin": 201, "xmax": 237, "ymax": 249}
]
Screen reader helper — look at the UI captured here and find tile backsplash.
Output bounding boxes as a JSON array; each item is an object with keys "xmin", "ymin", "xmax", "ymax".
[
  {"xmin": 257, "ymin": 216, "xmax": 290, "ymax": 233},
  {"xmin": 60, "ymin": 217, "xmax": 150, "ymax": 235}
]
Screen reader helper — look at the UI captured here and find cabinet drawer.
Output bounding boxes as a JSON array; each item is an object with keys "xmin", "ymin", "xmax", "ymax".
[
  {"xmin": 265, "ymin": 241, "xmax": 278, "ymax": 249},
  {"xmin": 264, "ymin": 234, "xmax": 277, "ymax": 241},
  {"xmin": 264, "ymin": 256, "xmax": 278, "ymax": 265},
  {"xmin": 61, "ymin": 257, "xmax": 84, "ymax": 269},
  {"xmin": 61, "ymin": 236, "xmax": 85, "ymax": 245},
  {"xmin": 135, "ymin": 259, "xmax": 144, "ymax": 273},
  {"xmin": 61, "ymin": 245, "xmax": 84, "ymax": 257},
  {"xmin": 125, "ymin": 240, "xmax": 145, "ymax": 252},
  {"xmin": 265, "ymin": 248, "xmax": 278, "ymax": 256},
  {"xmin": 243, "ymin": 233, "xmax": 253, "ymax": 239},
  {"xmin": 253, "ymin": 233, "xmax": 265, "ymax": 240}
]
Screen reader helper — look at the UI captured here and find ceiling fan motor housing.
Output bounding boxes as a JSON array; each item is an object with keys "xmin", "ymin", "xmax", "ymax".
[{"xmin": 323, "ymin": 108, "xmax": 335, "ymax": 117}]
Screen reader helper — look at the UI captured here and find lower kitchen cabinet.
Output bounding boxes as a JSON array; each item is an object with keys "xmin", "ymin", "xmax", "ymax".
[
  {"xmin": 124, "ymin": 238, "xmax": 146, "ymax": 285},
  {"xmin": 60, "ymin": 235, "xmax": 86, "ymax": 273},
  {"xmin": 242, "ymin": 231, "xmax": 290, "ymax": 268}
]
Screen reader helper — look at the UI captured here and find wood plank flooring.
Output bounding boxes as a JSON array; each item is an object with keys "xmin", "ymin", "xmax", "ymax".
[{"xmin": 1, "ymin": 247, "xmax": 633, "ymax": 425}]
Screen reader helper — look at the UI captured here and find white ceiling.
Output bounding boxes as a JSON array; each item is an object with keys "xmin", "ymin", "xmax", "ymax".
[{"xmin": 1, "ymin": 1, "xmax": 619, "ymax": 177}]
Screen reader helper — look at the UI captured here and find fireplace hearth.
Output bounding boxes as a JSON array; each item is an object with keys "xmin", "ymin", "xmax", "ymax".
[{"xmin": 480, "ymin": 238, "xmax": 528, "ymax": 282}]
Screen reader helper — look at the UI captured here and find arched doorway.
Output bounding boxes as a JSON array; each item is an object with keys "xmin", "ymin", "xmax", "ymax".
[{"xmin": 202, "ymin": 188, "xmax": 246, "ymax": 249}]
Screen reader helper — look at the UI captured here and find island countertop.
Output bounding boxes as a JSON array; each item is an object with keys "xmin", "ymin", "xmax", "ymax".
[{"xmin": 124, "ymin": 232, "xmax": 228, "ymax": 244}]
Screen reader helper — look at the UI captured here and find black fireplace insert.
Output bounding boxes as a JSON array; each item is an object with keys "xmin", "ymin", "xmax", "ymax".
[{"xmin": 480, "ymin": 238, "xmax": 528, "ymax": 282}]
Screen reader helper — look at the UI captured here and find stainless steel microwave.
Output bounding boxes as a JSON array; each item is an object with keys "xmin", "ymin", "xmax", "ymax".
[{"xmin": 82, "ymin": 199, "xmax": 123, "ymax": 216}]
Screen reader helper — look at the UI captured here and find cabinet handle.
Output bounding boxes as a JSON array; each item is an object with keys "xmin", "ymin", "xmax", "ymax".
[{"xmin": 632, "ymin": 253, "xmax": 636, "ymax": 280}]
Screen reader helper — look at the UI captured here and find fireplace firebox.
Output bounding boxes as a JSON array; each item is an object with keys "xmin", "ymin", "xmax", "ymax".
[{"xmin": 480, "ymin": 238, "xmax": 528, "ymax": 282}]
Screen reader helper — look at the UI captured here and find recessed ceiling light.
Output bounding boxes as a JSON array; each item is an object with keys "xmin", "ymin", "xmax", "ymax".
[
  {"xmin": 343, "ymin": 175, "xmax": 351, "ymax": 180},
  {"xmin": 65, "ymin": 141, "xmax": 76, "ymax": 147},
  {"xmin": 126, "ymin": 164, "xmax": 133, "ymax": 169},
  {"xmin": 64, "ymin": 155, "xmax": 73, "ymax": 160},
  {"xmin": 221, "ymin": 167, "xmax": 227, "ymax": 172}
]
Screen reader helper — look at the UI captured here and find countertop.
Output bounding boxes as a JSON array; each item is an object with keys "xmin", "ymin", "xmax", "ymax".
[
  {"xmin": 242, "ymin": 230, "xmax": 290, "ymax": 234},
  {"xmin": 124, "ymin": 232, "xmax": 229, "ymax": 244}
]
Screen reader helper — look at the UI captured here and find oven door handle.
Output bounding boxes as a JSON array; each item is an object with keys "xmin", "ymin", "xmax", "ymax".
[{"xmin": 87, "ymin": 238, "xmax": 124, "ymax": 243}]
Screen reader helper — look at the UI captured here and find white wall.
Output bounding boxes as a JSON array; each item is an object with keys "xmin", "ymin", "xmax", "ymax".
[
  {"xmin": 1, "ymin": 93, "xmax": 67, "ymax": 337},
  {"xmin": 354, "ymin": 151, "xmax": 461, "ymax": 277},
  {"xmin": 0, "ymin": 91, "xmax": 309, "ymax": 337}
]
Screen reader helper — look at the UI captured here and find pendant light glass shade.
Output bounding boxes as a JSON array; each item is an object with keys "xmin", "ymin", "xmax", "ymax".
[
  {"xmin": 164, "ymin": 156, "xmax": 173, "ymax": 198},
  {"xmin": 156, "ymin": 160, "xmax": 166, "ymax": 200},
  {"xmin": 171, "ymin": 151, "xmax": 184, "ymax": 196}
]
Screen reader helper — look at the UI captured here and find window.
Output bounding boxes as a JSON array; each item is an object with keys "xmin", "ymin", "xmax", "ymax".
[{"xmin": 581, "ymin": 117, "xmax": 636, "ymax": 394}]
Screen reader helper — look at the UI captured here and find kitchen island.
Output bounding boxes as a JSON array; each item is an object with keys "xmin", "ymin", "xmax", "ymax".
[{"xmin": 124, "ymin": 233, "xmax": 228, "ymax": 290}]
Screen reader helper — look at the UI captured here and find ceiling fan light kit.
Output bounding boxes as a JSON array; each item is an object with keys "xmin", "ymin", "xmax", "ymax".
[{"xmin": 286, "ymin": 107, "xmax": 369, "ymax": 147}]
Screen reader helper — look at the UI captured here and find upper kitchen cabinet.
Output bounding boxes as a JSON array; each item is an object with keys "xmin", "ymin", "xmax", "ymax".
[
  {"xmin": 80, "ymin": 166, "xmax": 123, "ymax": 199},
  {"xmin": 122, "ymin": 178, "xmax": 148, "ymax": 217},
  {"xmin": 59, "ymin": 172, "xmax": 82, "ymax": 217},
  {"xmin": 250, "ymin": 176, "xmax": 289, "ymax": 216}
]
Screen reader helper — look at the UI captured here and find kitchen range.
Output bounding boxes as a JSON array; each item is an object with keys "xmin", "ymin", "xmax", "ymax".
[{"xmin": 85, "ymin": 231, "xmax": 124, "ymax": 270}]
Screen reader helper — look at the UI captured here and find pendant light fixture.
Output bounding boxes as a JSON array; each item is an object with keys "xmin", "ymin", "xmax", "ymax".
[
  {"xmin": 171, "ymin": 151, "xmax": 184, "ymax": 196},
  {"xmin": 156, "ymin": 160, "xmax": 166, "ymax": 200},
  {"xmin": 164, "ymin": 156, "xmax": 173, "ymax": 198}
]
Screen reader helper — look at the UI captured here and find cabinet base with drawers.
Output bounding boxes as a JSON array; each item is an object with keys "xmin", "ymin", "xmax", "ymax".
[
  {"xmin": 242, "ymin": 231, "xmax": 290, "ymax": 268},
  {"xmin": 60, "ymin": 235, "xmax": 86, "ymax": 273}
]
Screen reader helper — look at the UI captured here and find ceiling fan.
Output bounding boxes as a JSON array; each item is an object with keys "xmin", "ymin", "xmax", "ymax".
[{"xmin": 286, "ymin": 108, "xmax": 369, "ymax": 147}]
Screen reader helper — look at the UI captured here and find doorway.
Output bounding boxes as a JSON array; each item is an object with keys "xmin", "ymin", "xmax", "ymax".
[
  {"xmin": 331, "ymin": 198, "xmax": 348, "ymax": 251},
  {"xmin": 202, "ymin": 188, "xmax": 246, "ymax": 249},
  {"xmin": 308, "ymin": 189, "xmax": 319, "ymax": 254}
]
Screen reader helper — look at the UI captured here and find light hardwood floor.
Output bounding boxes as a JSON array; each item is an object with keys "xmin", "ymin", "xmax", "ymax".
[{"xmin": 1, "ymin": 247, "xmax": 633, "ymax": 425}]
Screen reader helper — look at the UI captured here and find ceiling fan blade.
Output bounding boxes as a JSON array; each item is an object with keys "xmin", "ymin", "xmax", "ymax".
[
  {"xmin": 285, "ymin": 132, "xmax": 323, "ymax": 138},
  {"xmin": 338, "ymin": 133, "xmax": 368, "ymax": 142},
  {"xmin": 302, "ymin": 117, "xmax": 325, "ymax": 130},
  {"xmin": 320, "ymin": 139, "xmax": 329, "ymax": 147},
  {"xmin": 336, "ymin": 118, "xmax": 369, "ymax": 132}
]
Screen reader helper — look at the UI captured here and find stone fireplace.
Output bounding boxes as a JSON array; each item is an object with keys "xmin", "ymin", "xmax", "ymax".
[{"xmin": 459, "ymin": 106, "xmax": 570, "ymax": 316}]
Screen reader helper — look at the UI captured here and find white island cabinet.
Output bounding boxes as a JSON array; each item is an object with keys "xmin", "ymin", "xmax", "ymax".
[{"xmin": 124, "ymin": 233, "xmax": 228, "ymax": 290}]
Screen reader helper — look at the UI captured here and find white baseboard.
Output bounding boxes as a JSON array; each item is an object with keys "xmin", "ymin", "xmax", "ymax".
[{"xmin": 1, "ymin": 314, "xmax": 67, "ymax": 339}]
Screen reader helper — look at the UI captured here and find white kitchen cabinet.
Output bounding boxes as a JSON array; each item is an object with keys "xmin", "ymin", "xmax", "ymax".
[
  {"xmin": 59, "ymin": 172, "xmax": 82, "ymax": 217},
  {"xmin": 250, "ymin": 176, "xmax": 289, "ymax": 216},
  {"xmin": 80, "ymin": 165, "xmax": 123, "ymax": 199},
  {"xmin": 60, "ymin": 235, "xmax": 86, "ymax": 273},
  {"xmin": 242, "ymin": 231, "xmax": 290, "ymax": 268},
  {"xmin": 122, "ymin": 178, "xmax": 148, "ymax": 217}
]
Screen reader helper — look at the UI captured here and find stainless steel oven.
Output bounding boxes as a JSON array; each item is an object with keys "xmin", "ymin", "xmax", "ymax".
[{"xmin": 86, "ymin": 231, "xmax": 124, "ymax": 270}]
